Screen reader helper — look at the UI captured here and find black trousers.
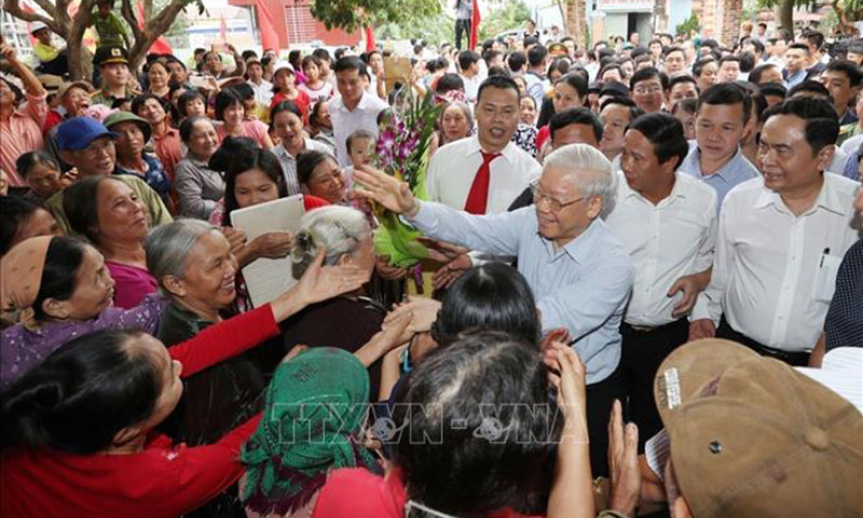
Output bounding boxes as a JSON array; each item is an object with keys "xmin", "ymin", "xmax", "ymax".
[
  {"xmin": 620, "ymin": 319, "xmax": 689, "ymax": 452},
  {"xmin": 36, "ymin": 51, "xmax": 69, "ymax": 77},
  {"xmin": 585, "ymin": 363, "xmax": 626, "ymax": 478},
  {"xmin": 716, "ymin": 317, "xmax": 809, "ymax": 366},
  {"xmin": 455, "ymin": 18, "xmax": 471, "ymax": 50}
]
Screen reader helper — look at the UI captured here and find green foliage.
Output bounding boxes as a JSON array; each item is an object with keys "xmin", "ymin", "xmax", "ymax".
[
  {"xmin": 376, "ymin": 12, "xmax": 455, "ymax": 46},
  {"xmin": 309, "ymin": 0, "xmax": 442, "ymax": 32},
  {"xmin": 675, "ymin": 12, "xmax": 700, "ymax": 37},
  {"xmin": 477, "ymin": 1, "xmax": 532, "ymax": 41},
  {"xmin": 373, "ymin": 0, "xmax": 532, "ymax": 46}
]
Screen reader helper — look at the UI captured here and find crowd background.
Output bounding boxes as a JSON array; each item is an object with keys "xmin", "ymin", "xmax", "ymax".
[{"xmin": 1, "ymin": 9, "xmax": 862, "ymax": 518}]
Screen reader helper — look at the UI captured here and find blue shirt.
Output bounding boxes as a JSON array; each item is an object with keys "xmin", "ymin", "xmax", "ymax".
[
  {"xmin": 783, "ymin": 69, "xmax": 808, "ymax": 90},
  {"xmin": 842, "ymin": 151, "xmax": 861, "ymax": 181},
  {"xmin": 679, "ymin": 142, "xmax": 759, "ymax": 209},
  {"xmin": 411, "ymin": 202, "xmax": 634, "ymax": 384},
  {"xmin": 115, "ymin": 153, "xmax": 171, "ymax": 202}
]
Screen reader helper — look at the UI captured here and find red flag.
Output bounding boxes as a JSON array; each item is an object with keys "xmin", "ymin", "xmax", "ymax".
[
  {"xmin": 137, "ymin": 1, "xmax": 172, "ymax": 54},
  {"xmin": 469, "ymin": 0, "xmax": 480, "ymax": 50},
  {"xmin": 254, "ymin": 0, "xmax": 279, "ymax": 52},
  {"xmin": 365, "ymin": 26, "xmax": 376, "ymax": 51}
]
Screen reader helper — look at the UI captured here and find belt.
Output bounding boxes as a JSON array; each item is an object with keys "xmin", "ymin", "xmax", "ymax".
[
  {"xmin": 717, "ymin": 317, "xmax": 810, "ymax": 367},
  {"xmin": 744, "ymin": 341, "xmax": 810, "ymax": 366},
  {"xmin": 622, "ymin": 319, "xmax": 687, "ymax": 335}
]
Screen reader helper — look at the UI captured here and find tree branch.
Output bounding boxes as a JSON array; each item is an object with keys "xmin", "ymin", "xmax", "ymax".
[
  {"xmin": 121, "ymin": 0, "xmax": 145, "ymax": 43},
  {"xmin": 3, "ymin": 0, "xmax": 66, "ymax": 37},
  {"xmin": 149, "ymin": 0, "xmax": 192, "ymax": 31},
  {"xmin": 143, "ymin": 0, "xmax": 153, "ymax": 21},
  {"xmin": 53, "ymin": 0, "xmax": 71, "ymax": 30}
]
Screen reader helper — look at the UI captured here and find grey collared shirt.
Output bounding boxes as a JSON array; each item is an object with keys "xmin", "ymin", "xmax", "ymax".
[
  {"xmin": 174, "ymin": 154, "xmax": 225, "ymax": 219},
  {"xmin": 679, "ymin": 141, "xmax": 759, "ymax": 209},
  {"xmin": 411, "ymin": 202, "xmax": 634, "ymax": 384}
]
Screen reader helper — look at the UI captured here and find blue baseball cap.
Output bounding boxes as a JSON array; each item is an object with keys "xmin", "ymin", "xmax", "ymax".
[{"xmin": 56, "ymin": 116, "xmax": 117, "ymax": 151}]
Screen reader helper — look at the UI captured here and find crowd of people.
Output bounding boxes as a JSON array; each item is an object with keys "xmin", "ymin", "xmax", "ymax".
[{"xmin": 0, "ymin": 13, "xmax": 862, "ymax": 518}]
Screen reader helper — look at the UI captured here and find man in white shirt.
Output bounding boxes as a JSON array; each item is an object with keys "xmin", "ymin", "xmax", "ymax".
[
  {"xmin": 427, "ymin": 75, "xmax": 541, "ymax": 214},
  {"xmin": 605, "ymin": 112, "xmax": 717, "ymax": 445},
  {"xmin": 524, "ymin": 45, "xmax": 550, "ymax": 109},
  {"xmin": 690, "ymin": 97, "xmax": 861, "ymax": 365},
  {"xmin": 426, "ymin": 75, "xmax": 541, "ymax": 280},
  {"xmin": 458, "ymin": 50, "xmax": 483, "ymax": 102},
  {"xmin": 245, "ymin": 58, "xmax": 273, "ymax": 109},
  {"xmin": 329, "ymin": 56, "xmax": 389, "ymax": 167}
]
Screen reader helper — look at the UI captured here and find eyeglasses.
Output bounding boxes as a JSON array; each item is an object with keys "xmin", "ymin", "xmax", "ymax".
[
  {"xmin": 530, "ymin": 181, "xmax": 584, "ymax": 211},
  {"xmin": 634, "ymin": 85, "xmax": 663, "ymax": 95}
]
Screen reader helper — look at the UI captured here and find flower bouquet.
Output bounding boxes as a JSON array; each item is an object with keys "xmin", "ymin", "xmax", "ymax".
[{"xmin": 370, "ymin": 89, "xmax": 444, "ymax": 268}]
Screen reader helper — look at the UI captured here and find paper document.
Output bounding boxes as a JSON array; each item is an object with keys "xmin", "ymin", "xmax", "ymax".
[{"xmin": 230, "ymin": 195, "xmax": 305, "ymax": 307}]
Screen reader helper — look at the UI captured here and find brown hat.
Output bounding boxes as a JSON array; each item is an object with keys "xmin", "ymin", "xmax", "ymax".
[
  {"xmin": 58, "ymin": 80, "xmax": 94, "ymax": 100},
  {"xmin": 654, "ymin": 339, "xmax": 863, "ymax": 518},
  {"xmin": 38, "ymin": 74, "xmax": 64, "ymax": 91}
]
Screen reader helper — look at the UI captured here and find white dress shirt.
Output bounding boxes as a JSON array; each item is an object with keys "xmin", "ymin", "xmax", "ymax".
[
  {"xmin": 691, "ymin": 174, "xmax": 861, "ymax": 351},
  {"xmin": 329, "ymin": 92, "xmax": 389, "ymax": 167},
  {"xmin": 247, "ymin": 79, "xmax": 273, "ymax": 106},
  {"xmin": 605, "ymin": 172, "xmax": 718, "ymax": 327},
  {"xmin": 426, "ymin": 135, "xmax": 542, "ymax": 214},
  {"xmin": 461, "ymin": 73, "xmax": 482, "ymax": 102}
]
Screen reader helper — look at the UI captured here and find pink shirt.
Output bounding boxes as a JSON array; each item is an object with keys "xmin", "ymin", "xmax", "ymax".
[
  {"xmin": 216, "ymin": 119, "xmax": 270, "ymax": 150},
  {"xmin": 0, "ymin": 92, "xmax": 48, "ymax": 186},
  {"xmin": 106, "ymin": 261, "xmax": 158, "ymax": 309}
]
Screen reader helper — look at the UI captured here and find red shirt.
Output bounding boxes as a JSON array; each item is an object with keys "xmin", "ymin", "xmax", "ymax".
[
  {"xmin": 43, "ymin": 109, "xmax": 64, "ymax": 135},
  {"xmin": 152, "ymin": 127, "xmax": 183, "ymax": 181},
  {"xmin": 311, "ymin": 468, "xmax": 543, "ymax": 518},
  {"xmin": 271, "ymin": 89, "xmax": 311, "ymax": 125},
  {"xmin": 1, "ymin": 305, "xmax": 280, "ymax": 518}
]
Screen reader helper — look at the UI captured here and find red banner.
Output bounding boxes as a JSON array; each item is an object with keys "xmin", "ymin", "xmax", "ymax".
[{"xmin": 254, "ymin": 0, "xmax": 280, "ymax": 51}]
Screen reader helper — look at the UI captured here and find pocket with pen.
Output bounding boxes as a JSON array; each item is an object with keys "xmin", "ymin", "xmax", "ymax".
[{"xmin": 813, "ymin": 253, "xmax": 842, "ymax": 303}]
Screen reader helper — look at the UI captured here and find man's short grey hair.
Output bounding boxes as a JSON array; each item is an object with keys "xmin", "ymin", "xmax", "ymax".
[
  {"xmin": 291, "ymin": 206, "xmax": 371, "ymax": 280},
  {"xmin": 543, "ymin": 143, "xmax": 617, "ymax": 211},
  {"xmin": 145, "ymin": 219, "xmax": 218, "ymax": 282}
]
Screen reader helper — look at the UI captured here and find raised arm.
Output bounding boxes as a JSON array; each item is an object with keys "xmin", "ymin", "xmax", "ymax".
[
  {"xmin": 0, "ymin": 42, "xmax": 45, "ymax": 98},
  {"xmin": 354, "ymin": 165, "xmax": 523, "ymax": 256},
  {"xmin": 170, "ymin": 248, "xmax": 367, "ymax": 375},
  {"xmin": 0, "ymin": 42, "xmax": 47, "ymax": 126}
]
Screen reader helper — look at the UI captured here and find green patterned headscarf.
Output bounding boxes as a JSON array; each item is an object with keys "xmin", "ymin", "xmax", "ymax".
[{"xmin": 241, "ymin": 347, "xmax": 378, "ymax": 514}]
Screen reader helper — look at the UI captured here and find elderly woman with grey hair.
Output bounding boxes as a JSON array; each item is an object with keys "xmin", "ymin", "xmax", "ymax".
[
  {"xmin": 282, "ymin": 205, "xmax": 394, "ymax": 399},
  {"xmin": 429, "ymin": 101, "xmax": 474, "ymax": 157},
  {"xmin": 353, "ymin": 143, "xmax": 634, "ymax": 477},
  {"xmin": 144, "ymin": 218, "xmax": 371, "ymax": 449}
]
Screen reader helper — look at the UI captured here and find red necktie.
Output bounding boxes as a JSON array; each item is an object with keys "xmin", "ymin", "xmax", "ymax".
[{"xmin": 464, "ymin": 151, "xmax": 500, "ymax": 214}]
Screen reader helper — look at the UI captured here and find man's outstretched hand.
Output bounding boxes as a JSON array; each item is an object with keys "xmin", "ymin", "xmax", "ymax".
[{"xmin": 353, "ymin": 165, "xmax": 420, "ymax": 217}]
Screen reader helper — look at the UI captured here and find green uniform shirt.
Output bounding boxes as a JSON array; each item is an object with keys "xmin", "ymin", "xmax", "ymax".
[{"xmin": 90, "ymin": 11, "xmax": 128, "ymax": 48}]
